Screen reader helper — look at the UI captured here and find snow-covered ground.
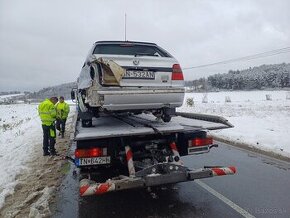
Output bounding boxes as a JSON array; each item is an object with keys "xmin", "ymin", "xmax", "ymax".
[
  {"xmin": 0, "ymin": 104, "xmax": 42, "ymax": 208},
  {"xmin": 0, "ymin": 101, "xmax": 75, "ymax": 211},
  {"xmin": 0, "ymin": 91, "xmax": 289, "ymax": 212},
  {"xmin": 179, "ymin": 90, "xmax": 290, "ymax": 157},
  {"xmin": 0, "ymin": 93, "xmax": 25, "ymax": 103}
]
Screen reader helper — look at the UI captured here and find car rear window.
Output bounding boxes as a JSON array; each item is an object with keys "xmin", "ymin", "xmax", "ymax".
[{"xmin": 93, "ymin": 44, "xmax": 171, "ymax": 57}]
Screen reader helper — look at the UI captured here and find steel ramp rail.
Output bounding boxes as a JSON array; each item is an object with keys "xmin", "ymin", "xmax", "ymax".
[{"xmin": 176, "ymin": 112, "xmax": 234, "ymax": 129}]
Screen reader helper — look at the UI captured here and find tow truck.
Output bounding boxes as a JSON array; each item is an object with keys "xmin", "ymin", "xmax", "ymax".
[{"xmin": 68, "ymin": 110, "xmax": 237, "ymax": 197}]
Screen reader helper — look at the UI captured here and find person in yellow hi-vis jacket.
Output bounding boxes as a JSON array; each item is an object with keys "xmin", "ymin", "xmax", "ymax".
[
  {"xmin": 38, "ymin": 97, "xmax": 58, "ymax": 156},
  {"xmin": 55, "ymin": 96, "xmax": 70, "ymax": 138}
]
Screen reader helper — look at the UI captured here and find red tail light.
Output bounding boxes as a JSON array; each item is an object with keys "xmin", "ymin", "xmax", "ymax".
[
  {"xmin": 172, "ymin": 64, "xmax": 184, "ymax": 80},
  {"xmin": 188, "ymin": 137, "xmax": 213, "ymax": 147},
  {"xmin": 75, "ymin": 148, "xmax": 106, "ymax": 158}
]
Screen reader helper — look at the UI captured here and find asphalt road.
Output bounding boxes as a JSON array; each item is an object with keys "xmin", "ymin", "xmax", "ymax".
[{"xmin": 53, "ymin": 141, "xmax": 290, "ymax": 218}]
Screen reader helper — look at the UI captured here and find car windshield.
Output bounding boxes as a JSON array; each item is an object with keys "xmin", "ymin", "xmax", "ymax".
[{"xmin": 93, "ymin": 44, "xmax": 171, "ymax": 57}]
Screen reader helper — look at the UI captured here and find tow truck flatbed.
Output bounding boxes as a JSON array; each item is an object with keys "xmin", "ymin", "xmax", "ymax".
[{"xmin": 75, "ymin": 113, "xmax": 232, "ymax": 141}]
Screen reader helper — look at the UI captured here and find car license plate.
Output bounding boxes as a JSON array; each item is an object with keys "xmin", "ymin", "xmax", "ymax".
[
  {"xmin": 123, "ymin": 70, "xmax": 155, "ymax": 79},
  {"xmin": 76, "ymin": 156, "xmax": 111, "ymax": 166}
]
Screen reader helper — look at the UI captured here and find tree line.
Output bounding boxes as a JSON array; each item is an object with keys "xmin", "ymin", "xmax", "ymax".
[
  {"xmin": 186, "ymin": 63, "xmax": 290, "ymax": 91},
  {"xmin": 0, "ymin": 91, "xmax": 21, "ymax": 96},
  {"xmin": 27, "ymin": 82, "xmax": 77, "ymax": 100}
]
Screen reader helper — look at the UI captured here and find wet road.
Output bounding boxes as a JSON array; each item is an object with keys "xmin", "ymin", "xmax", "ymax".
[{"xmin": 53, "ymin": 142, "xmax": 290, "ymax": 218}]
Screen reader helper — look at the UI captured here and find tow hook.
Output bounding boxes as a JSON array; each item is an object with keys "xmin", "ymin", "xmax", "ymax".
[
  {"xmin": 209, "ymin": 144, "xmax": 218, "ymax": 149},
  {"xmin": 65, "ymin": 156, "xmax": 75, "ymax": 164}
]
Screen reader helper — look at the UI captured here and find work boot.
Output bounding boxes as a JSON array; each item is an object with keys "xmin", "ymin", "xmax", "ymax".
[
  {"xmin": 43, "ymin": 152, "xmax": 50, "ymax": 156},
  {"xmin": 49, "ymin": 148, "xmax": 58, "ymax": 156},
  {"xmin": 50, "ymin": 151, "xmax": 59, "ymax": 156}
]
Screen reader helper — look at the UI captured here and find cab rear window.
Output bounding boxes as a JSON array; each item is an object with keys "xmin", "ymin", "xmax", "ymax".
[{"xmin": 93, "ymin": 44, "xmax": 171, "ymax": 57}]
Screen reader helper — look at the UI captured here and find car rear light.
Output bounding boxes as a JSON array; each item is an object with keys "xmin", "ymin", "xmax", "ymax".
[
  {"xmin": 172, "ymin": 64, "xmax": 184, "ymax": 80},
  {"xmin": 188, "ymin": 137, "xmax": 213, "ymax": 147},
  {"xmin": 75, "ymin": 148, "xmax": 106, "ymax": 158}
]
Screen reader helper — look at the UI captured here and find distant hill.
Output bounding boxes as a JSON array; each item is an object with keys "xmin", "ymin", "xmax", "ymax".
[
  {"xmin": 186, "ymin": 63, "xmax": 290, "ymax": 91},
  {"xmin": 28, "ymin": 82, "xmax": 77, "ymax": 100}
]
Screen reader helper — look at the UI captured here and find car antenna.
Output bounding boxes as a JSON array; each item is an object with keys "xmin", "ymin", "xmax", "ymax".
[{"xmin": 124, "ymin": 13, "xmax": 127, "ymax": 41}]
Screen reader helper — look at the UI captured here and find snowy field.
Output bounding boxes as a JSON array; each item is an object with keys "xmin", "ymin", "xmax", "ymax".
[{"xmin": 179, "ymin": 90, "xmax": 290, "ymax": 157}]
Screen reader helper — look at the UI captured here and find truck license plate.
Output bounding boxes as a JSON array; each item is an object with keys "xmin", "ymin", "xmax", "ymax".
[
  {"xmin": 76, "ymin": 156, "xmax": 111, "ymax": 166},
  {"xmin": 123, "ymin": 70, "xmax": 155, "ymax": 79}
]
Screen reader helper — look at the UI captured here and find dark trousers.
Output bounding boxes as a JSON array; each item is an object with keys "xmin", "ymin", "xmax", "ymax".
[
  {"xmin": 56, "ymin": 118, "xmax": 66, "ymax": 134},
  {"xmin": 42, "ymin": 124, "xmax": 56, "ymax": 154}
]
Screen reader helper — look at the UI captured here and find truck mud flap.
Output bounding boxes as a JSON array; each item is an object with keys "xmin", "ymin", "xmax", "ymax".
[{"xmin": 79, "ymin": 165, "xmax": 236, "ymax": 197}]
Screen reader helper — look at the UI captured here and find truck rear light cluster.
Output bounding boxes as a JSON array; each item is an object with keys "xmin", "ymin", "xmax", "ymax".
[
  {"xmin": 75, "ymin": 147, "xmax": 107, "ymax": 158},
  {"xmin": 171, "ymin": 64, "xmax": 184, "ymax": 80},
  {"xmin": 188, "ymin": 137, "xmax": 213, "ymax": 147}
]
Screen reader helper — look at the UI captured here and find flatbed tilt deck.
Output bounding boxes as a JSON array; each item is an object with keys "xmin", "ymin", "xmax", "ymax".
[{"xmin": 70, "ymin": 112, "xmax": 236, "ymax": 196}]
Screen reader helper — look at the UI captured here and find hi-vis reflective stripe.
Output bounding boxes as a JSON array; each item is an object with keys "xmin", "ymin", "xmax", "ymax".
[
  {"xmin": 50, "ymin": 128, "xmax": 56, "ymax": 138},
  {"xmin": 39, "ymin": 112, "xmax": 51, "ymax": 115},
  {"xmin": 41, "ymin": 118, "xmax": 55, "ymax": 121},
  {"xmin": 41, "ymin": 119, "xmax": 55, "ymax": 124}
]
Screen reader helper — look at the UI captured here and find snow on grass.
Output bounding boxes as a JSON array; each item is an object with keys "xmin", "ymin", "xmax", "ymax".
[
  {"xmin": 0, "ymin": 94, "xmax": 25, "ymax": 103},
  {"xmin": 0, "ymin": 104, "xmax": 42, "ymax": 209},
  {"xmin": 179, "ymin": 90, "xmax": 290, "ymax": 157}
]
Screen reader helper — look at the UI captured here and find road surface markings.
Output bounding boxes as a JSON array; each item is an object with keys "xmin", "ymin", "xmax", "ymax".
[{"xmin": 195, "ymin": 180, "xmax": 255, "ymax": 218}]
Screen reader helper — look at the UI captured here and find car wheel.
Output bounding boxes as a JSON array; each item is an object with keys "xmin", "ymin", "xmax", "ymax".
[
  {"xmin": 77, "ymin": 114, "xmax": 80, "ymax": 121},
  {"xmin": 92, "ymin": 108, "xmax": 100, "ymax": 118},
  {"xmin": 162, "ymin": 115, "xmax": 171, "ymax": 122},
  {"xmin": 82, "ymin": 119, "xmax": 92, "ymax": 127}
]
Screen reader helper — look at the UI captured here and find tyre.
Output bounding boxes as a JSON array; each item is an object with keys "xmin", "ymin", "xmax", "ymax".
[
  {"xmin": 81, "ymin": 119, "xmax": 92, "ymax": 127},
  {"xmin": 162, "ymin": 115, "xmax": 171, "ymax": 122}
]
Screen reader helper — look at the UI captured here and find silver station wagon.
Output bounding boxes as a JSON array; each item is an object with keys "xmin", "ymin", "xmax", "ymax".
[{"xmin": 76, "ymin": 41, "xmax": 185, "ymax": 126}]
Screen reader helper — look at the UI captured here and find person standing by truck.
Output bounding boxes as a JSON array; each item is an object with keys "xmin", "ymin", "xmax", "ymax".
[
  {"xmin": 56, "ymin": 96, "xmax": 70, "ymax": 138},
  {"xmin": 38, "ymin": 97, "xmax": 58, "ymax": 156}
]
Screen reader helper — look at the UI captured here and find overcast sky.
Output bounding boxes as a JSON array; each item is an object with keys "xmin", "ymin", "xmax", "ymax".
[{"xmin": 0, "ymin": 0, "xmax": 289, "ymax": 91}]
